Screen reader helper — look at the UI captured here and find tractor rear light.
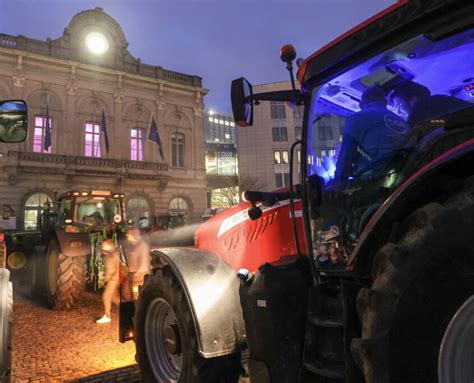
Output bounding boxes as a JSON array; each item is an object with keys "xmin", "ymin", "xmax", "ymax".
[
  {"xmin": 65, "ymin": 226, "xmax": 80, "ymax": 233},
  {"xmin": 70, "ymin": 241, "xmax": 82, "ymax": 248}
]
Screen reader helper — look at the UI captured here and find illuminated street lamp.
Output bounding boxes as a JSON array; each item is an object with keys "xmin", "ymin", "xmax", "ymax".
[{"xmin": 85, "ymin": 32, "xmax": 109, "ymax": 55}]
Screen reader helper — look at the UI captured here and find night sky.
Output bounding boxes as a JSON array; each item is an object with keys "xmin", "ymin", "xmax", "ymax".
[{"xmin": 1, "ymin": 0, "xmax": 393, "ymax": 113}]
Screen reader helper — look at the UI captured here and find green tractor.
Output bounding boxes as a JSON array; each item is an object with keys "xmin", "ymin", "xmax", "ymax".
[{"xmin": 5, "ymin": 190, "xmax": 130, "ymax": 310}]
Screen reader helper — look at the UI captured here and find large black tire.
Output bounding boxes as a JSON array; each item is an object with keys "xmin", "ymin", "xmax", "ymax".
[
  {"xmin": 43, "ymin": 240, "xmax": 86, "ymax": 310},
  {"xmin": 135, "ymin": 266, "xmax": 242, "ymax": 383},
  {"xmin": 351, "ymin": 182, "xmax": 474, "ymax": 383},
  {"xmin": 0, "ymin": 269, "xmax": 12, "ymax": 383}
]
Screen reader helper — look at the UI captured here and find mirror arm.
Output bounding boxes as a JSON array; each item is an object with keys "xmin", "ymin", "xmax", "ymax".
[{"xmin": 246, "ymin": 90, "xmax": 301, "ymax": 104}]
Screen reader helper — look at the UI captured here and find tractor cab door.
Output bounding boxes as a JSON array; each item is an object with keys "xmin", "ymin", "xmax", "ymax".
[{"xmin": 303, "ymin": 26, "xmax": 474, "ymax": 271}]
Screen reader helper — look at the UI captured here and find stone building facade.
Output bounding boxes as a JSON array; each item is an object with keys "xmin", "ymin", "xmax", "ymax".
[
  {"xmin": 0, "ymin": 7, "xmax": 207, "ymax": 230},
  {"xmin": 236, "ymin": 81, "xmax": 303, "ymax": 191}
]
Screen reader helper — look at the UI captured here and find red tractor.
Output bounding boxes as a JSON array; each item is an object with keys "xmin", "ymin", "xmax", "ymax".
[{"xmin": 125, "ymin": 1, "xmax": 474, "ymax": 382}]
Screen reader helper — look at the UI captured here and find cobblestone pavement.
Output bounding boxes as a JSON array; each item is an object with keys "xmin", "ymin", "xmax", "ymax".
[
  {"xmin": 12, "ymin": 286, "xmax": 140, "ymax": 382},
  {"xmin": 12, "ymin": 285, "xmax": 250, "ymax": 383}
]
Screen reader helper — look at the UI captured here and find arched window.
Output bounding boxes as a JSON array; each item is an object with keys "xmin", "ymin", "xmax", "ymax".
[
  {"xmin": 169, "ymin": 197, "xmax": 190, "ymax": 220},
  {"xmin": 171, "ymin": 133, "xmax": 185, "ymax": 167},
  {"xmin": 127, "ymin": 195, "xmax": 151, "ymax": 228},
  {"xmin": 24, "ymin": 193, "xmax": 51, "ymax": 230}
]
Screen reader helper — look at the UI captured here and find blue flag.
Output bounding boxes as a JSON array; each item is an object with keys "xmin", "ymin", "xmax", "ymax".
[
  {"xmin": 43, "ymin": 104, "xmax": 52, "ymax": 152},
  {"xmin": 101, "ymin": 109, "xmax": 110, "ymax": 153},
  {"xmin": 148, "ymin": 117, "xmax": 164, "ymax": 160}
]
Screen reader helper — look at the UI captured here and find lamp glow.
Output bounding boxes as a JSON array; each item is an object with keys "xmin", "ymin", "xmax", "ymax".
[{"xmin": 86, "ymin": 32, "xmax": 109, "ymax": 55}]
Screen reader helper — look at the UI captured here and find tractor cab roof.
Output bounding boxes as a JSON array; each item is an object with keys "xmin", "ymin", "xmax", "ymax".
[{"xmin": 297, "ymin": 0, "xmax": 468, "ymax": 87}]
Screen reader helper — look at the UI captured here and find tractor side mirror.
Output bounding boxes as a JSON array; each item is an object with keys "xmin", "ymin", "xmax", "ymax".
[
  {"xmin": 231, "ymin": 77, "xmax": 254, "ymax": 127},
  {"xmin": 0, "ymin": 100, "xmax": 28, "ymax": 143}
]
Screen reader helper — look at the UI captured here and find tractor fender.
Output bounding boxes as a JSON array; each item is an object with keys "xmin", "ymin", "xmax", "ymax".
[
  {"xmin": 151, "ymin": 247, "xmax": 247, "ymax": 358},
  {"xmin": 54, "ymin": 228, "xmax": 90, "ymax": 257},
  {"xmin": 351, "ymin": 137, "xmax": 474, "ymax": 275}
]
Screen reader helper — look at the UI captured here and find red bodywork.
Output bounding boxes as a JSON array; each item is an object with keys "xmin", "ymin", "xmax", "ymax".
[{"xmin": 195, "ymin": 199, "xmax": 307, "ymax": 272}]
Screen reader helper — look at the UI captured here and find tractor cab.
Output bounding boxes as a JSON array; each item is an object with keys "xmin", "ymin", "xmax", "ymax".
[
  {"xmin": 304, "ymin": 25, "xmax": 474, "ymax": 270},
  {"xmin": 58, "ymin": 190, "xmax": 125, "ymax": 232},
  {"xmin": 232, "ymin": 22, "xmax": 474, "ymax": 272}
]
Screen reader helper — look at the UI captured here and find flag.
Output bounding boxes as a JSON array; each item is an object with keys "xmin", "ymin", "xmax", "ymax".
[
  {"xmin": 101, "ymin": 109, "xmax": 110, "ymax": 154},
  {"xmin": 43, "ymin": 104, "xmax": 52, "ymax": 152},
  {"xmin": 148, "ymin": 117, "xmax": 164, "ymax": 160}
]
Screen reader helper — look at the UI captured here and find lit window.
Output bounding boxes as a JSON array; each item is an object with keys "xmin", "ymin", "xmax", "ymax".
[
  {"xmin": 33, "ymin": 115, "xmax": 52, "ymax": 153},
  {"xmin": 282, "ymin": 150, "xmax": 289, "ymax": 164},
  {"xmin": 219, "ymin": 120, "xmax": 224, "ymax": 125},
  {"xmin": 316, "ymin": 157, "xmax": 322, "ymax": 166},
  {"xmin": 127, "ymin": 196, "xmax": 151, "ymax": 228},
  {"xmin": 274, "ymin": 151, "xmax": 281, "ymax": 164},
  {"xmin": 225, "ymin": 133, "xmax": 230, "ymax": 139},
  {"xmin": 85, "ymin": 122, "xmax": 101, "ymax": 157},
  {"xmin": 230, "ymin": 122, "xmax": 235, "ymax": 127},
  {"xmin": 24, "ymin": 193, "xmax": 51, "ymax": 230},
  {"xmin": 321, "ymin": 150, "xmax": 327, "ymax": 157},
  {"xmin": 171, "ymin": 132, "xmax": 185, "ymax": 167},
  {"xmin": 131, "ymin": 128, "xmax": 144, "ymax": 161},
  {"xmin": 214, "ymin": 118, "xmax": 219, "ymax": 123},
  {"xmin": 224, "ymin": 121, "xmax": 229, "ymax": 126},
  {"xmin": 208, "ymin": 117, "xmax": 213, "ymax": 122}
]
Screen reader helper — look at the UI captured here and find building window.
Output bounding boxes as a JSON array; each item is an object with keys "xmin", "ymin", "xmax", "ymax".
[
  {"xmin": 272, "ymin": 127, "xmax": 288, "ymax": 142},
  {"xmin": 293, "ymin": 105, "xmax": 303, "ymax": 118},
  {"xmin": 275, "ymin": 173, "xmax": 283, "ymax": 188},
  {"xmin": 282, "ymin": 150, "xmax": 289, "ymax": 164},
  {"xmin": 274, "ymin": 151, "xmax": 281, "ymax": 164},
  {"xmin": 85, "ymin": 122, "xmax": 101, "ymax": 157},
  {"xmin": 127, "ymin": 195, "xmax": 151, "ymax": 228},
  {"xmin": 131, "ymin": 128, "xmax": 144, "ymax": 161},
  {"xmin": 271, "ymin": 101, "xmax": 286, "ymax": 119},
  {"xmin": 169, "ymin": 197, "xmax": 190, "ymax": 220},
  {"xmin": 295, "ymin": 126, "xmax": 302, "ymax": 140},
  {"xmin": 275, "ymin": 172, "xmax": 290, "ymax": 188},
  {"xmin": 24, "ymin": 193, "xmax": 50, "ymax": 230},
  {"xmin": 33, "ymin": 115, "xmax": 52, "ymax": 153},
  {"xmin": 171, "ymin": 133, "xmax": 185, "ymax": 167},
  {"xmin": 319, "ymin": 126, "xmax": 334, "ymax": 141}
]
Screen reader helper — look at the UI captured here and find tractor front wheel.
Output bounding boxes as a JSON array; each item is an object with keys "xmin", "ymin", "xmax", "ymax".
[
  {"xmin": 43, "ymin": 240, "xmax": 86, "ymax": 310},
  {"xmin": 134, "ymin": 266, "xmax": 242, "ymax": 383},
  {"xmin": 352, "ymin": 183, "xmax": 474, "ymax": 383}
]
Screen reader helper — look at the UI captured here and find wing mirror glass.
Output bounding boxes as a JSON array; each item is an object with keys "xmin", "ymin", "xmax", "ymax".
[
  {"xmin": 231, "ymin": 77, "xmax": 254, "ymax": 127},
  {"xmin": 0, "ymin": 100, "xmax": 28, "ymax": 143}
]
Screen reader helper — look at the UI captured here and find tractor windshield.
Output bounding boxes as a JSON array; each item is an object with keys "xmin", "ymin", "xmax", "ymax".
[
  {"xmin": 75, "ymin": 196, "xmax": 121, "ymax": 226},
  {"xmin": 306, "ymin": 27, "xmax": 474, "ymax": 269}
]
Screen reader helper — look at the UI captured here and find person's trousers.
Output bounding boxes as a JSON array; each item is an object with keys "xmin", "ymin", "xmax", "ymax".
[{"xmin": 103, "ymin": 279, "xmax": 120, "ymax": 317}]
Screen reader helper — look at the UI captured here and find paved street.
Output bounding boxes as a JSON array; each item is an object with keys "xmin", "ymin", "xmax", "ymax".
[{"xmin": 12, "ymin": 286, "xmax": 140, "ymax": 382}]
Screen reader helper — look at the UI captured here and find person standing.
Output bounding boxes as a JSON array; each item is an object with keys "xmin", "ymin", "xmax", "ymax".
[
  {"xmin": 124, "ymin": 228, "xmax": 151, "ymax": 300},
  {"xmin": 334, "ymin": 87, "xmax": 409, "ymax": 183},
  {"xmin": 96, "ymin": 239, "xmax": 120, "ymax": 324}
]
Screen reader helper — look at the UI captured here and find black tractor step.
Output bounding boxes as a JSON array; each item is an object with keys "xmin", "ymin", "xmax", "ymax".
[
  {"xmin": 303, "ymin": 359, "xmax": 345, "ymax": 379},
  {"xmin": 308, "ymin": 315, "xmax": 343, "ymax": 328}
]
